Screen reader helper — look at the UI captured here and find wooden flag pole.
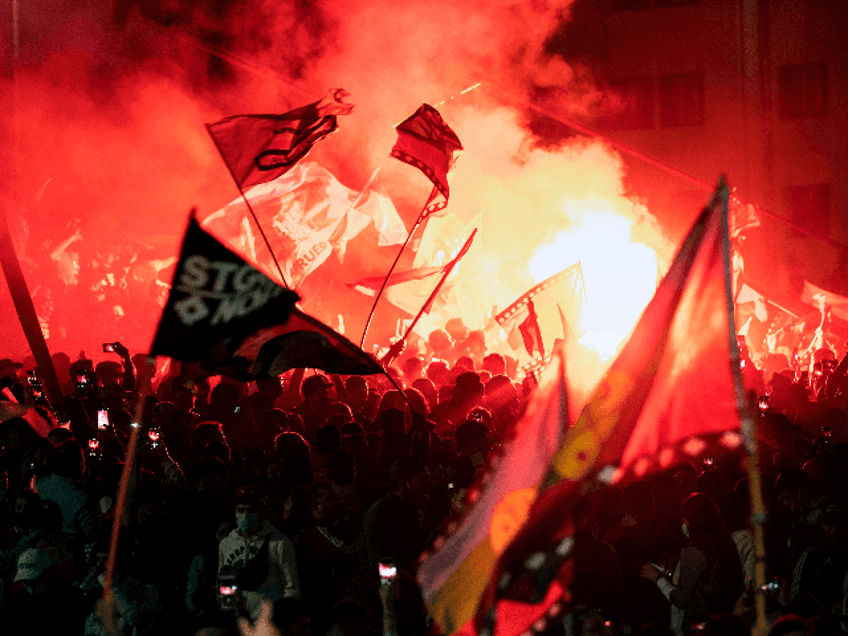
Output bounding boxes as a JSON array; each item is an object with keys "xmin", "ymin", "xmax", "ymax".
[
  {"xmin": 359, "ymin": 185, "xmax": 438, "ymax": 350},
  {"xmin": 0, "ymin": 200, "xmax": 63, "ymax": 406},
  {"xmin": 718, "ymin": 176, "xmax": 769, "ymax": 636},
  {"xmin": 382, "ymin": 229, "xmax": 477, "ymax": 366},
  {"xmin": 101, "ymin": 357, "xmax": 154, "ymax": 621},
  {"xmin": 0, "ymin": 1, "xmax": 62, "ymax": 408}
]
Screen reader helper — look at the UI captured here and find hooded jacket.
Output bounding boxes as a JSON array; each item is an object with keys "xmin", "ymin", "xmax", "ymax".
[{"xmin": 218, "ymin": 519, "xmax": 300, "ymax": 619}]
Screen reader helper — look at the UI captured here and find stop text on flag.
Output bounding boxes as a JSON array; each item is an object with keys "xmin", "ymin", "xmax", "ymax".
[{"xmin": 173, "ymin": 255, "xmax": 287, "ymax": 327}]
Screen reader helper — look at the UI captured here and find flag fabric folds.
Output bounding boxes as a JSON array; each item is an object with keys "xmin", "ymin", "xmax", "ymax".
[
  {"xmin": 736, "ymin": 283, "xmax": 769, "ymax": 323},
  {"xmin": 201, "ymin": 162, "xmax": 405, "ymax": 289},
  {"xmin": 801, "ymin": 280, "xmax": 848, "ymax": 324},
  {"xmin": 495, "ymin": 264, "xmax": 585, "ymax": 363},
  {"xmin": 348, "ymin": 264, "xmax": 452, "ymax": 317},
  {"xmin": 728, "ymin": 196, "xmax": 761, "ymax": 239},
  {"xmin": 391, "ymin": 104, "xmax": 463, "ymax": 206},
  {"xmin": 207, "ymin": 89, "xmax": 354, "ymax": 190},
  {"xmin": 356, "ymin": 188, "xmax": 408, "ymax": 247},
  {"xmin": 418, "ymin": 341, "xmax": 572, "ymax": 636},
  {"xmin": 0, "ymin": 400, "xmax": 53, "ymax": 437},
  {"xmin": 150, "ymin": 215, "xmax": 299, "ymax": 362},
  {"xmin": 232, "ymin": 308, "xmax": 383, "ymax": 378},
  {"xmin": 517, "ymin": 300, "xmax": 545, "ymax": 358},
  {"xmin": 348, "ymin": 229, "xmax": 476, "ymax": 317},
  {"xmin": 431, "ymin": 180, "xmax": 746, "ymax": 636}
]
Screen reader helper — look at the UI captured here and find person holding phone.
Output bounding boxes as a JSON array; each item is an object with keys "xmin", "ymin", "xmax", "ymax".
[
  {"xmin": 98, "ymin": 341, "xmax": 136, "ymax": 394},
  {"xmin": 641, "ymin": 493, "xmax": 743, "ymax": 636},
  {"xmin": 378, "ymin": 560, "xmax": 399, "ymax": 636},
  {"xmin": 218, "ymin": 486, "xmax": 300, "ymax": 621}
]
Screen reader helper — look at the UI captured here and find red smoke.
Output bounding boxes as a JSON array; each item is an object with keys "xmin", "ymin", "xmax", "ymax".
[{"xmin": 0, "ymin": 0, "xmax": 674, "ymax": 385}]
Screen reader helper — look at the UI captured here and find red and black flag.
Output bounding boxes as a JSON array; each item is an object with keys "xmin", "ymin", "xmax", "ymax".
[
  {"xmin": 207, "ymin": 89, "xmax": 354, "ymax": 190},
  {"xmin": 150, "ymin": 214, "xmax": 299, "ymax": 362},
  {"xmin": 232, "ymin": 308, "xmax": 383, "ymax": 378},
  {"xmin": 391, "ymin": 104, "xmax": 463, "ymax": 214}
]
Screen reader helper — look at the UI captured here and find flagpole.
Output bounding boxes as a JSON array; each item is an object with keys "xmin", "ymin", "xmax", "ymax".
[
  {"xmin": 718, "ymin": 176, "xmax": 769, "ymax": 636},
  {"xmin": 0, "ymin": 0, "xmax": 59, "ymax": 405},
  {"xmin": 102, "ymin": 357, "xmax": 153, "ymax": 603},
  {"xmin": 382, "ymin": 229, "xmax": 476, "ymax": 366},
  {"xmin": 359, "ymin": 185, "xmax": 439, "ymax": 350},
  {"xmin": 205, "ymin": 123, "xmax": 291, "ymax": 290}
]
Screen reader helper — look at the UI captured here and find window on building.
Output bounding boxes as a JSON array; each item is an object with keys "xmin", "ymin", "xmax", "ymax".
[
  {"xmin": 656, "ymin": 0, "xmax": 699, "ymax": 7},
  {"xmin": 778, "ymin": 63, "xmax": 828, "ymax": 118},
  {"xmin": 783, "ymin": 183, "xmax": 831, "ymax": 235},
  {"xmin": 659, "ymin": 73, "xmax": 705, "ymax": 127},
  {"xmin": 600, "ymin": 77, "xmax": 654, "ymax": 130},
  {"xmin": 611, "ymin": 0, "xmax": 649, "ymax": 11}
]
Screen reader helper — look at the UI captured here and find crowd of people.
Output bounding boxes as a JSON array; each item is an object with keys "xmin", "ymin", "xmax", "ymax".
[{"xmin": 0, "ymin": 323, "xmax": 847, "ymax": 636}]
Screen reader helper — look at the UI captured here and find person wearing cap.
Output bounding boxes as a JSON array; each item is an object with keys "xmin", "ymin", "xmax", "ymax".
[
  {"xmin": 0, "ymin": 357, "xmax": 24, "ymax": 381},
  {"xmin": 3, "ymin": 547, "xmax": 87, "ymax": 633},
  {"xmin": 218, "ymin": 485, "xmax": 300, "ymax": 621}
]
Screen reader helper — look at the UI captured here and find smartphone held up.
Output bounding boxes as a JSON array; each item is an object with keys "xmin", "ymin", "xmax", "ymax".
[{"xmin": 378, "ymin": 561, "xmax": 397, "ymax": 587}]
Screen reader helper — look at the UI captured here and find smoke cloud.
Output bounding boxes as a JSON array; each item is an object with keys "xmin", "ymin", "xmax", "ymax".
[{"xmin": 1, "ymin": 0, "xmax": 672, "ymax": 381}]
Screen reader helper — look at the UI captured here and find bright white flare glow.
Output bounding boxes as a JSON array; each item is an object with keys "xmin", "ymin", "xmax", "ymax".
[{"xmin": 529, "ymin": 200, "xmax": 659, "ymax": 360}]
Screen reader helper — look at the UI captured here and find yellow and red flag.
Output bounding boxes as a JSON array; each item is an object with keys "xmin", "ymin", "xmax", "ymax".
[
  {"xmin": 417, "ymin": 340, "xmax": 572, "ymax": 636},
  {"xmin": 420, "ymin": 178, "xmax": 751, "ymax": 636}
]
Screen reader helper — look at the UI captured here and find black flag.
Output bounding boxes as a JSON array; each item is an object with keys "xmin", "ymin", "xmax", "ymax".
[{"xmin": 151, "ymin": 214, "xmax": 299, "ymax": 361}]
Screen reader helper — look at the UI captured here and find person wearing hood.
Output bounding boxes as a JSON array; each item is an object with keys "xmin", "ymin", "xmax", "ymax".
[{"xmin": 218, "ymin": 486, "xmax": 300, "ymax": 621}]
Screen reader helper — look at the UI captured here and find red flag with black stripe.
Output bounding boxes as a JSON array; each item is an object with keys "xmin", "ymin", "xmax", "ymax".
[
  {"xmin": 391, "ymin": 104, "xmax": 463, "ymax": 206},
  {"xmin": 207, "ymin": 89, "xmax": 353, "ymax": 190}
]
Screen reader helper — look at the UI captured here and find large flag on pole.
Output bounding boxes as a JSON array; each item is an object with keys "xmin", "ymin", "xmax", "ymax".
[
  {"xmin": 150, "ymin": 214, "xmax": 299, "ymax": 361},
  {"xmin": 391, "ymin": 104, "xmax": 463, "ymax": 219},
  {"xmin": 206, "ymin": 89, "xmax": 354, "ymax": 190},
  {"xmin": 422, "ymin": 178, "xmax": 751, "ymax": 636},
  {"xmin": 347, "ymin": 231, "xmax": 475, "ymax": 317},
  {"xmin": 201, "ymin": 162, "xmax": 405, "ymax": 289},
  {"xmin": 801, "ymin": 280, "xmax": 848, "ymax": 324}
]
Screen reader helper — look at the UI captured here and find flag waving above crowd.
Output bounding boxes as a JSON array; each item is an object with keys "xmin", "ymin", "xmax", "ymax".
[
  {"xmin": 348, "ymin": 229, "xmax": 477, "ymax": 317},
  {"xmin": 392, "ymin": 104, "xmax": 463, "ymax": 219},
  {"xmin": 421, "ymin": 179, "xmax": 752, "ymax": 636},
  {"xmin": 494, "ymin": 264, "xmax": 586, "ymax": 363},
  {"xmin": 150, "ymin": 214, "xmax": 299, "ymax": 362},
  {"xmin": 200, "ymin": 162, "xmax": 406, "ymax": 289},
  {"xmin": 206, "ymin": 89, "xmax": 354, "ymax": 190}
]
